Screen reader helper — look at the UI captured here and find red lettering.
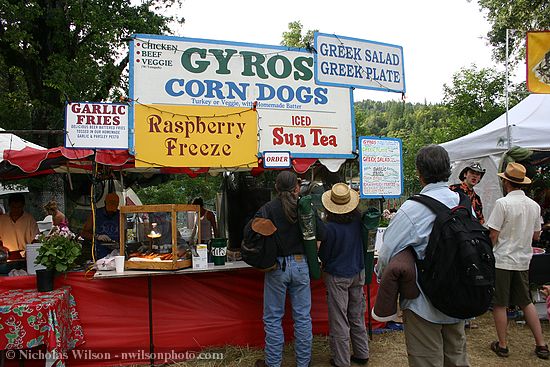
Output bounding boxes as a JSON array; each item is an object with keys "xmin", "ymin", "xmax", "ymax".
[
  {"xmin": 273, "ymin": 127, "xmax": 284, "ymax": 145},
  {"xmin": 291, "ymin": 115, "xmax": 312, "ymax": 126},
  {"xmin": 310, "ymin": 129, "xmax": 337, "ymax": 147},
  {"xmin": 310, "ymin": 129, "xmax": 322, "ymax": 145},
  {"xmin": 92, "ymin": 104, "xmax": 101, "ymax": 114}
]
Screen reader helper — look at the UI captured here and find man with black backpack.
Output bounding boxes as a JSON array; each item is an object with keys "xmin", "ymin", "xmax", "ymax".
[{"xmin": 377, "ymin": 145, "xmax": 470, "ymax": 367}]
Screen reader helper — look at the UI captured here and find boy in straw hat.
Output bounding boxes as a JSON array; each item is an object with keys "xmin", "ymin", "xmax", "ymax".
[
  {"xmin": 318, "ymin": 183, "xmax": 369, "ymax": 367},
  {"xmin": 486, "ymin": 162, "xmax": 549, "ymax": 359}
]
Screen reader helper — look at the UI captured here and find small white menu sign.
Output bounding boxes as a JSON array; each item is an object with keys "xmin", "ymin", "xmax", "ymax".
[{"xmin": 359, "ymin": 136, "xmax": 403, "ymax": 198}]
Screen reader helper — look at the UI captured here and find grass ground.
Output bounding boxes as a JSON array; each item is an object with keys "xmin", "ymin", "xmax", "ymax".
[{"xmin": 135, "ymin": 312, "xmax": 550, "ymax": 366}]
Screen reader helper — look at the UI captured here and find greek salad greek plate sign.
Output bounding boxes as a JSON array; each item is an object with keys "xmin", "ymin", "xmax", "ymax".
[
  {"xmin": 359, "ymin": 136, "xmax": 403, "ymax": 198},
  {"xmin": 314, "ymin": 33, "xmax": 405, "ymax": 94}
]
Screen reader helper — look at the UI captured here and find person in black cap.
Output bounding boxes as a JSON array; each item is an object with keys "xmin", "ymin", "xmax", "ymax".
[{"xmin": 450, "ymin": 161, "xmax": 486, "ymax": 224}]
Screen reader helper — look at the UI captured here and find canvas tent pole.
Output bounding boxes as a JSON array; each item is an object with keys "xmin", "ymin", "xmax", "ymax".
[{"xmin": 505, "ymin": 29, "xmax": 512, "ymax": 150}]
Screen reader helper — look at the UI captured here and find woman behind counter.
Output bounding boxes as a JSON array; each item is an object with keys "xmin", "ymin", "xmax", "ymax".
[
  {"xmin": 192, "ymin": 197, "xmax": 218, "ymax": 242},
  {"xmin": 44, "ymin": 200, "xmax": 68, "ymax": 228}
]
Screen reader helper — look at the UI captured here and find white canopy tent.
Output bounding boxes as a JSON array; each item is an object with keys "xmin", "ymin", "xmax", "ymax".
[
  {"xmin": 0, "ymin": 127, "xmax": 45, "ymax": 158},
  {"xmin": 441, "ymin": 94, "xmax": 550, "ymax": 218}
]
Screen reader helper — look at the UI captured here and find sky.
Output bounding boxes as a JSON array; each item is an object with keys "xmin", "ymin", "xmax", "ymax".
[{"xmin": 173, "ymin": 0, "xmax": 501, "ymax": 104}]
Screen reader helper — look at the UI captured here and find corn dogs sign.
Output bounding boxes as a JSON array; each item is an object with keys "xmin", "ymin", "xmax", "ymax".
[{"xmin": 129, "ymin": 34, "xmax": 354, "ymax": 168}]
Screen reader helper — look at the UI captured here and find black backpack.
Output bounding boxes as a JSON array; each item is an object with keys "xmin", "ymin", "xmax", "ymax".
[
  {"xmin": 241, "ymin": 205, "xmax": 280, "ymax": 272},
  {"xmin": 410, "ymin": 193, "xmax": 495, "ymax": 319}
]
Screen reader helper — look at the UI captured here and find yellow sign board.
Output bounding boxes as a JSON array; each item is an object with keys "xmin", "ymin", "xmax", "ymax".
[
  {"xmin": 134, "ymin": 105, "xmax": 258, "ymax": 168},
  {"xmin": 527, "ymin": 31, "xmax": 550, "ymax": 93}
]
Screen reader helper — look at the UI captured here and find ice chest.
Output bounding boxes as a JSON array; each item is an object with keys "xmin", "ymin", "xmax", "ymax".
[{"xmin": 26, "ymin": 243, "xmax": 46, "ymax": 275}]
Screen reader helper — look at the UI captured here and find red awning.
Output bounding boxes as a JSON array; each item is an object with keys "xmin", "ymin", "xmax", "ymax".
[
  {"xmin": 292, "ymin": 158, "xmax": 318, "ymax": 174},
  {"xmin": 3, "ymin": 146, "xmax": 94, "ymax": 173},
  {"xmin": 0, "ymin": 144, "xmax": 347, "ymax": 181}
]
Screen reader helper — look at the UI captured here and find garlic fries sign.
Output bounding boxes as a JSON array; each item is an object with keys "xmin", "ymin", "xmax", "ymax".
[
  {"xmin": 314, "ymin": 33, "xmax": 405, "ymax": 93},
  {"xmin": 129, "ymin": 34, "xmax": 355, "ymax": 167},
  {"xmin": 65, "ymin": 102, "xmax": 128, "ymax": 149},
  {"xmin": 359, "ymin": 136, "xmax": 403, "ymax": 198},
  {"xmin": 133, "ymin": 105, "xmax": 257, "ymax": 168},
  {"xmin": 527, "ymin": 31, "xmax": 550, "ymax": 93}
]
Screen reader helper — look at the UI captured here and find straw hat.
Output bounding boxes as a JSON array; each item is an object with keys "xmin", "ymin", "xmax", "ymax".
[
  {"xmin": 497, "ymin": 162, "xmax": 531, "ymax": 185},
  {"xmin": 459, "ymin": 161, "xmax": 486, "ymax": 181},
  {"xmin": 321, "ymin": 183, "xmax": 360, "ymax": 214}
]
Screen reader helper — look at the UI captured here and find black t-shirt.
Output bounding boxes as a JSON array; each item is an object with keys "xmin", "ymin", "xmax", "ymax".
[{"xmin": 260, "ymin": 198, "xmax": 304, "ymax": 257}]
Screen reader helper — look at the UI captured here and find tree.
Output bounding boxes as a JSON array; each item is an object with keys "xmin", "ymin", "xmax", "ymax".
[
  {"xmin": 0, "ymin": 0, "xmax": 183, "ymax": 146},
  {"xmin": 136, "ymin": 174, "xmax": 222, "ymax": 208},
  {"xmin": 281, "ymin": 21, "xmax": 317, "ymax": 49},
  {"xmin": 443, "ymin": 65, "xmax": 506, "ymax": 130},
  {"xmin": 476, "ymin": 0, "xmax": 550, "ymax": 64}
]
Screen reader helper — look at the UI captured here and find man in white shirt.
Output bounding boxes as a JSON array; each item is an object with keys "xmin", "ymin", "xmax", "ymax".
[
  {"xmin": 0, "ymin": 193, "xmax": 39, "ymax": 252},
  {"xmin": 486, "ymin": 162, "xmax": 548, "ymax": 359}
]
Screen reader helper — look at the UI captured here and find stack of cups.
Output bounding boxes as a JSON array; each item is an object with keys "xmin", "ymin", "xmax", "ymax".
[{"xmin": 114, "ymin": 255, "xmax": 125, "ymax": 273}]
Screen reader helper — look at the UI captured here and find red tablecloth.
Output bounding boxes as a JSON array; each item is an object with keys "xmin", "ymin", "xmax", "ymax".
[
  {"xmin": 0, "ymin": 269, "xmax": 382, "ymax": 366},
  {"xmin": 0, "ymin": 286, "xmax": 85, "ymax": 366}
]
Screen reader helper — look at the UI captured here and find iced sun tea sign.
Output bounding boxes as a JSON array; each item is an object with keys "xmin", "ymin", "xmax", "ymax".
[
  {"xmin": 359, "ymin": 136, "xmax": 403, "ymax": 198},
  {"xmin": 65, "ymin": 102, "xmax": 128, "ymax": 149},
  {"xmin": 129, "ymin": 34, "xmax": 355, "ymax": 167}
]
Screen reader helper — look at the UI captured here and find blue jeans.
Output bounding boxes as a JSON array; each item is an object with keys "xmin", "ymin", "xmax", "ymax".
[{"xmin": 263, "ymin": 255, "xmax": 312, "ymax": 367}]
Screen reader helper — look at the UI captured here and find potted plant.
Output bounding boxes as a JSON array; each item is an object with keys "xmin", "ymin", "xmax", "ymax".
[{"xmin": 35, "ymin": 226, "xmax": 82, "ymax": 291}]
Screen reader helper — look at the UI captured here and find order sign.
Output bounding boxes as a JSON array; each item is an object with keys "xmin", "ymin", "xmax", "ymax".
[
  {"xmin": 263, "ymin": 151, "xmax": 291, "ymax": 168},
  {"xmin": 359, "ymin": 136, "xmax": 403, "ymax": 198}
]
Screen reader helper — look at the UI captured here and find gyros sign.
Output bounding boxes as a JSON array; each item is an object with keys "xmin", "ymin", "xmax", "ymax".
[{"xmin": 130, "ymin": 34, "xmax": 354, "ymax": 166}]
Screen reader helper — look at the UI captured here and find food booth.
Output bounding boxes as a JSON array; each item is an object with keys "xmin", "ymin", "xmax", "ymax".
[{"xmin": 0, "ymin": 33, "xmax": 393, "ymax": 366}]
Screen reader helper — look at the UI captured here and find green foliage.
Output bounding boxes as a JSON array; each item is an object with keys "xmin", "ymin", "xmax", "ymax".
[
  {"xmin": 136, "ymin": 175, "xmax": 222, "ymax": 207},
  {"xmin": 0, "ymin": 0, "xmax": 182, "ymax": 146},
  {"xmin": 476, "ymin": 0, "xmax": 550, "ymax": 64},
  {"xmin": 354, "ymin": 64, "xmax": 525, "ymax": 195},
  {"xmin": 443, "ymin": 65, "xmax": 506, "ymax": 130},
  {"xmin": 281, "ymin": 21, "xmax": 317, "ymax": 48},
  {"xmin": 36, "ymin": 227, "xmax": 82, "ymax": 272}
]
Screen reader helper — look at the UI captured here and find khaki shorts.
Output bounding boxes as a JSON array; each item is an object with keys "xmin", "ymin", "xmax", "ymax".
[{"xmin": 493, "ymin": 269, "xmax": 532, "ymax": 307}]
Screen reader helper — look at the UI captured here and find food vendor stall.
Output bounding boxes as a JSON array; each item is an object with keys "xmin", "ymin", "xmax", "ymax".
[{"xmin": 0, "ymin": 32, "xmax": 393, "ymax": 366}]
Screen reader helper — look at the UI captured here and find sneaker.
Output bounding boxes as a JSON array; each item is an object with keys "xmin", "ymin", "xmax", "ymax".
[
  {"xmin": 351, "ymin": 355, "xmax": 369, "ymax": 365},
  {"xmin": 490, "ymin": 341, "xmax": 509, "ymax": 357},
  {"xmin": 535, "ymin": 345, "xmax": 550, "ymax": 360}
]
